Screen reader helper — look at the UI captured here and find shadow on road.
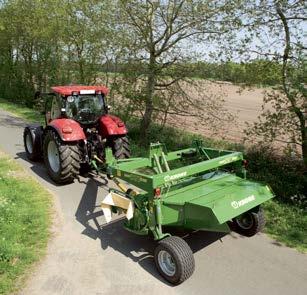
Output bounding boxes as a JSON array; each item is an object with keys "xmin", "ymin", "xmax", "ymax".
[
  {"xmin": 74, "ymin": 177, "xmax": 227, "ymax": 285},
  {"xmin": 15, "ymin": 151, "xmax": 62, "ymax": 186},
  {"xmin": 75, "ymin": 176, "xmax": 108, "ymax": 240}
]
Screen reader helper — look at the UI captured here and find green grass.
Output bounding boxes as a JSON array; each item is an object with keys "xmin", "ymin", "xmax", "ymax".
[
  {"xmin": 0, "ymin": 98, "xmax": 44, "ymax": 124},
  {"xmin": 263, "ymin": 200, "xmax": 307, "ymax": 253},
  {"xmin": 0, "ymin": 98, "xmax": 306, "ymax": 254},
  {"xmin": 0, "ymin": 151, "xmax": 52, "ymax": 294}
]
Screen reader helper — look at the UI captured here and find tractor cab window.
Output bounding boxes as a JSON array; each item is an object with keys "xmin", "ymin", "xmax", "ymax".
[
  {"xmin": 65, "ymin": 94, "xmax": 105, "ymax": 124},
  {"xmin": 48, "ymin": 96, "xmax": 62, "ymax": 121}
]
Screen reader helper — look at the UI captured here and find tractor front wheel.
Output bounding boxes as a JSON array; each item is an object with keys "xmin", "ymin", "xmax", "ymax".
[
  {"xmin": 231, "ymin": 207, "xmax": 265, "ymax": 237},
  {"xmin": 43, "ymin": 130, "xmax": 80, "ymax": 184},
  {"xmin": 154, "ymin": 236, "xmax": 195, "ymax": 285},
  {"xmin": 109, "ymin": 136, "xmax": 130, "ymax": 159}
]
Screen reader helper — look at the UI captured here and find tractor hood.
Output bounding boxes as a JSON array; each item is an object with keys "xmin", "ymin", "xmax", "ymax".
[{"xmin": 162, "ymin": 172, "xmax": 274, "ymax": 231}]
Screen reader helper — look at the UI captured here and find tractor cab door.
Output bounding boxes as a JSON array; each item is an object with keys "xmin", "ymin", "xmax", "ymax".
[{"xmin": 45, "ymin": 95, "xmax": 62, "ymax": 124}]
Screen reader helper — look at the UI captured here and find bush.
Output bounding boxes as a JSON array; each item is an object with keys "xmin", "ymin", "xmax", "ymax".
[{"xmin": 246, "ymin": 146, "xmax": 307, "ymax": 208}]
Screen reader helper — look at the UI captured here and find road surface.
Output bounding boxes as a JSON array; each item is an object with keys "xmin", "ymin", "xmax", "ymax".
[{"xmin": 0, "ymin": 109, "xmax": 306, "ymax": 295}]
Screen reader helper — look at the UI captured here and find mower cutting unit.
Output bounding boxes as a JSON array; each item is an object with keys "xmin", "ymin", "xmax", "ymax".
[{"xmin": 101, "ymin": 141, "xmax": 274, "ymax": 285}]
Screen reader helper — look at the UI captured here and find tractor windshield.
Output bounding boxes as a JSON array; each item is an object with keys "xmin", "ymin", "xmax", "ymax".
[{"xmin": 65, "ymin": 95, "xmax": 105, "ymax": 124}]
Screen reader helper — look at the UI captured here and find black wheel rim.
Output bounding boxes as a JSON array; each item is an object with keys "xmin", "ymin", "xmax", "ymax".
[{"xmin": 236, "ymin": 213, "xmax": 254, "ymax": 230}]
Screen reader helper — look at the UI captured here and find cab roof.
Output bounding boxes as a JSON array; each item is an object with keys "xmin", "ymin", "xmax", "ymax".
[{"xmin": 51, "ymin": 85, "xmax": 109, "ymax": 96}]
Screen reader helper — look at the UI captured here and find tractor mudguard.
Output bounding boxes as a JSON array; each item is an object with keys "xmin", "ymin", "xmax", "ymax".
[
  {"xmin": 99, "ymin": 114, "xmax": 128, "ymax": 137},
  {"xmin": 47, "ymin": 118, "xmax": 86, "ymax": 141}
]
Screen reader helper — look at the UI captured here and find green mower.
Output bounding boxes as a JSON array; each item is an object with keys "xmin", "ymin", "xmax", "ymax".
[{"xmin": 99, "ymin": 140, "xmax": 274, "ymax": 285}]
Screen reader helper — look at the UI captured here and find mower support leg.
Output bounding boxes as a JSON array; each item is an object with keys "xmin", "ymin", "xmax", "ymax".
[
  {"xmin": 151, "ymin": 226, "xmax": 170, "ymax": 241},
  {"xmin": 151, "ymin": 199, "xmax": 170, "ymax": 240}
]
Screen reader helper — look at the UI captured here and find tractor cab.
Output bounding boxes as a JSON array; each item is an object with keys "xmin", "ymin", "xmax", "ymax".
[
  {"xmin": 65, "ymin": 94, "xmax": 105, "ymax": 125},
  {"xmin": 45, "ymin": 86, "xmax": 109, "ymax": 125}
]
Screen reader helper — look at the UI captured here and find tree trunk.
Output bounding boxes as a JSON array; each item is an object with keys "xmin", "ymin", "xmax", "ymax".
[
  {"xmin": 79, "ymin": 59, "xmax": 85, "ymax": 84},
  {"xmin": 76, "ymin": 44, "xmax": 85, "ymax": 84},
  {"xmin": 276, "ymin": 4, "xmax": 307, "ymax": 169},
  {"xmin": 140, "ymin": 55, "xmax": 156, "ymax": 144},
  {"xmin": 301, "ymin": 124, "xmax": 307, "ymax": 170}
]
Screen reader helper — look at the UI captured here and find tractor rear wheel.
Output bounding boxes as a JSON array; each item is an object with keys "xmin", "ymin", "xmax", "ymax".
[
  {"xmin": 154, "ymin": 236, "xmax": 195, "ymax": 285},
  {"xmin": 231, "ymin": 207, "xmax": 265, "ymax": 237},
  {"xmin": 43, "ymin": 130, "xmax": 80, "ymax": 184},
  {"xmin": 23, "ymin": 127, "xmax": 42, "ymax": 161},
  {"xmin": 109, "ymin": 136, "xmax": 130, "ymax": 159}
]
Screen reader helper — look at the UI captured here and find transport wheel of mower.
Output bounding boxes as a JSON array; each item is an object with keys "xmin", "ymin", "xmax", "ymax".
[
  {"xmin": 23, "ymin": 128, "xmax": 41, "ymax": 161},
  {"xmin": 154, "ymin": 236, "xmax": 195, "ymax": 285},
  {"xmin": 232, "ymin": 207, "xmax": 266, "ymax": 237},
  {"xmin": 109, "ymin": 136, "xmax": 130, "ymax": 159},
  {"xmin": 43, "ymin": 130, "xmax": 81, "ymax": 184}
]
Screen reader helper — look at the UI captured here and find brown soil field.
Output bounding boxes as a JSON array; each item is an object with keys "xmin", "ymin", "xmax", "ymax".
[{"xmin": 167, "ymin": 81, "xmax": 267, "ymax": 143}]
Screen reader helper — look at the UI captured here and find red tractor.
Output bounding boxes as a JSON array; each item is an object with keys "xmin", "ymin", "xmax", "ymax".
[{"xmin": 23, "ymin": 85, "xmax": 130, "ymax": 184}]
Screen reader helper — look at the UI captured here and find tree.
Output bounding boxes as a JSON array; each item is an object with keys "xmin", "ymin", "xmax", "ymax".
[
  {"xmin": 0, "ymin": 0, "xmax": 65, "ymax": 103},
  {"xmin": 60, "ymin": 0, "xmax": 111, "ymax": 85},
  {"xmin": 117, "ymin": 0, "xmax": 242, "ymax": 143},
  {"xmin": 243, "ymin": 0, "xmax": 306, "ymax": 167}
]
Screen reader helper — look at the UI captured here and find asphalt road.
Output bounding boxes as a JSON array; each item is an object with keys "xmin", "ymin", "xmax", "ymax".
[{"xmin": 0, "ymin": 109, "xmax": 306, "ymax": 295}]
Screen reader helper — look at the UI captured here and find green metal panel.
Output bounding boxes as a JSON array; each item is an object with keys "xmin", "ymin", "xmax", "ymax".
[
  {"xmin": 162, "ymin": 173, "xmax": 239, "ymax": 204},
  {"xmin": 152, "ymin": 152, "xmax": 243, "ymax": 188},
  {"xmin": 113, "ymin": 158, "xmax": 151, "ymax": 170},
  {"xmin": 113, "ymin": 169, "xmax": 153, "ymax": 191},
  {"xmin": 161, "ymin": 201, "xmax": 230, "ymax": 232},
  {"xmin": 161, "ymin": 173, "xmax": 274, "ymax": 230},
  {"xmin": 160, "ymin": 204, "xmax": 184, "ymax": 226},
  {"xmin": 191, "ymin": 182, "xmax": 273, "ymax": 224},
  {"xmin": 183, "ymin": 203, "xmax": 230, "ymax": 232}
]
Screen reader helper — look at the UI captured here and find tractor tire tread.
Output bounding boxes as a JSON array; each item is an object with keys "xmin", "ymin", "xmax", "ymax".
[
  {"xmin": 110, "ymin": 136, "xmax": 130, "ymax": 159},
  {"xmin": 23, "ymin": 127, "xmax": 41, "ymax": 161},
  {"xmin": 43, "ymin": 130, "xmax": 80, "ymax": 184}
]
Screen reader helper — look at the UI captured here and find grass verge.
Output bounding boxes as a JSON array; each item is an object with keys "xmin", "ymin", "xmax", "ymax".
[
  {"xmin": 0, "ymin": 151, "xmax": 52, "ymax": 294},
  {"xmin": 263, "ymin": 200, "xmax": 307, "ymax": 253},
  {"xmin": 0, "ymin": 98, "xmax": 44, "ymax": 124},
  {"xmin": 0, "ymin": 98, "xmax": 306, "ymax": 253}
]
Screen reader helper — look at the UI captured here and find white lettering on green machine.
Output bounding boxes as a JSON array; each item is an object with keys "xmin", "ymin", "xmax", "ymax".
[
  {"xmin": 231, "ymin": 195, "xmax": 255, "ymax": 209},
  {"xmin": 164, "ymin": 172, "xmax": 187, "ymax": 182}
]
